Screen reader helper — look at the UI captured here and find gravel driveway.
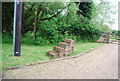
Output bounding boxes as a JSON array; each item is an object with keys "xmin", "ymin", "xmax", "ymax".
[{"xmin": 3, "ymin": 43, "xmax": 118, "ymax": 79}]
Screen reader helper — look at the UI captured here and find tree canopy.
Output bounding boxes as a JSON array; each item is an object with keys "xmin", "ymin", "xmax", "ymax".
[{"xmin": 2, "ymin": 1, "xmax": 116, "ymax": 45}]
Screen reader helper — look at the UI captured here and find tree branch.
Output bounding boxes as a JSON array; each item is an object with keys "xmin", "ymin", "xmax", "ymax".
[
  {"xmin": 40, "ymin": 3, "xmax": 72, "ymax": 21},
  {"xmin": 25, "ymin": 5, "xmax": 42, "ymax": 27},
  {"xmin": 24, "ymin": 4, "xmax": 35, "ymax": 19}
]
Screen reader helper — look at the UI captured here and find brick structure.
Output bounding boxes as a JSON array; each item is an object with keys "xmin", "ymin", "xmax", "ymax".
[
  {"xmin": 53, "ymin": 46, "xmax": 66, "ymax": 57},
  {"xmin": 59, "ymin": 42, "xmax": 69, "ymax": 55},
  {"xmin": 64, "ymin": 39, "xmax": 75, "ymax": 53},
  {"xmin": 47, "ymin": 39, "xmax": 75, "ymax": 58},
  {"xmin": 97, "ymin": 32, "xmax": 110, "ymax": 44}
]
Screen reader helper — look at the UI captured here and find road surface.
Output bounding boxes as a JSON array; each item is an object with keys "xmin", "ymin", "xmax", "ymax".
[{"xmin": 3, "ymin": 43, "xmax": 118, "ymax": 79}]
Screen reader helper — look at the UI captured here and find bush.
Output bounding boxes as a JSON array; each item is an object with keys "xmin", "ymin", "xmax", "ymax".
[
  {"xmin": 2, "ymin": 34, "xmax": 12, "ymax": 44},
  {"xmin": 33, "ymin": 37, "xmax": 50, "ymax": 46},
  {"xmin": 21, "ymin": 37, "xmax": 34, "ymax": 45}
]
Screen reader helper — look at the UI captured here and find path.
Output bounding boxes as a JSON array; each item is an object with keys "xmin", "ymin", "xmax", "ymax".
[{"xmin": 3, "ymin": 44, "xmax": 118, "ymax": 79}]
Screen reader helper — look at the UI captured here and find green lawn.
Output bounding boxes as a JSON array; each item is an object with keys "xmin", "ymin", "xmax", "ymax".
[
  {"xmin": 2, "ymin": 42, "xmax": 103, "ymax": 70},
  {"xmin": 71, "ymin": 42, "xmax": 103, "ymax": 56},
  {"xmin": 109, "ymin": 36, "xmax": 117, "ymax": 41}
]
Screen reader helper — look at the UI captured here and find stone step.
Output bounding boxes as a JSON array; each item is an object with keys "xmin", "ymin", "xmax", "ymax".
[
  {"xmin": 53, "ymin": 46, "xmax": 67, "ymax": 57},
  {"xmin": 47, "ymin": 51, "xmax": 60, "ymax": 58},
  {"xmin": 47, "ymin": 39, "xmax": 75, "ymax": 58},
  {"xmin": 59, "ymin": 42, "xmax": 69, "ymax": 49},
  {"xmin": 64, "ymin": 39, "xmax": 75, "ymax": 47}
]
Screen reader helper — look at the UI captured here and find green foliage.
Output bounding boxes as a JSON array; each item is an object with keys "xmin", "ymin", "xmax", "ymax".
[
  {"xmin": 90, "ymin": 1, "xmax": 116, "ymax": 32},
  {"xmin": 100, "ymin": 25, "xmax": 113, "ymax": 33},
  {"xmin": 77, "ymin": 2, "xmax": 94, "ymax": 19},
  {"xmin": 2, "ymin": 34, "xmax": 12, "ymax": 44},
  {"xmin": 2, "ymin": 2, "xmax": 14, "ymax": 34},
  {"xmin": 2, "ymin": 2, "xmax": 103, "ymax": 45},
  {"xmin": 112, "ymin": 30, "xmax": 120, "ymax": 37},
  {"xmin": 33, "ymin": 37, "xmax": 50, "ymax": 46}
]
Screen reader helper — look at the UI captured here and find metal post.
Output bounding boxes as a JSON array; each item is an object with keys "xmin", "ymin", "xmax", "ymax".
[{"xmin": 13, "ymin": 0, "xmax": 22, "ymax": 56}]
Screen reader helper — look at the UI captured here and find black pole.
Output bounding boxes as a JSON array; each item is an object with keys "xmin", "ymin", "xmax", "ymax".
[{"xmin": 13, "ymin": 1, "xmax": 22, "ymax": 56}]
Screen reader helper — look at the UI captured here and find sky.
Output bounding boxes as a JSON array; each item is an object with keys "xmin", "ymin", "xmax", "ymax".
[{"xmin": 93, "ymin": 0, "xmax": 119, "ymax": 30}]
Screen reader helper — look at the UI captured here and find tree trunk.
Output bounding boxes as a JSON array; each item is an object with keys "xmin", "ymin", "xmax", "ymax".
[
  {"xmin": 21, "ymin": 3, "xmax": 24, "ymax": 37},
  {"xmin": 33, "ymin": 11, "xmax": 37, "ymax": 39}
]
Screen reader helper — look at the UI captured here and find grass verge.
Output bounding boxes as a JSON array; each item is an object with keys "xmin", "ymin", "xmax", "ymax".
[{"xmin": 2, "ymin": 42, "xmax": 103, "ymax": 70}]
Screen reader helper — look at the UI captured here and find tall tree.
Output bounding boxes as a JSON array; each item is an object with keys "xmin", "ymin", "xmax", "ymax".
[
  {"xmin": 22, "ymin": 2, "xmax": 72, "ymax": 38},
  {"xmin": 76, "ymin": 2, "xmax": 94, "ymax": 19},
  {"xmin": 33, "ymin": 10, "xmax": 38, "ymax": 39},
  {"xmin": 90, "ymin": 1, "xmax": 116, "ymax": 32}
]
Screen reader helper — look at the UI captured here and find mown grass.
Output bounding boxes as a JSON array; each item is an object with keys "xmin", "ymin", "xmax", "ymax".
[
  {"xmin": 71, "ymin": 42, "xmax": 103, "ymax": 55},
  {"xmin": 0, "ymin": 33, "xmax": 2, "ymax": 71},
  {"xmin": 2, "ymin": 42, "xmax": 103, "ymax": 70}
]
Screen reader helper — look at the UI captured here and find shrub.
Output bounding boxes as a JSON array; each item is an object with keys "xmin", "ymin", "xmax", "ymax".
[
  {"xmin": 33, "ymin": 37, "xmax": 50, "ymax": 46},
  {"xmin": 2, "ymin": 34, "xmax": 12, "ymax": 44}
]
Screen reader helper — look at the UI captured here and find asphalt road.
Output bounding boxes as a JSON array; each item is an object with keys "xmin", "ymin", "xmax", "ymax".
[{"xmin": 3, "ymin": 43, "xmax": 118, "ymax": 79}]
